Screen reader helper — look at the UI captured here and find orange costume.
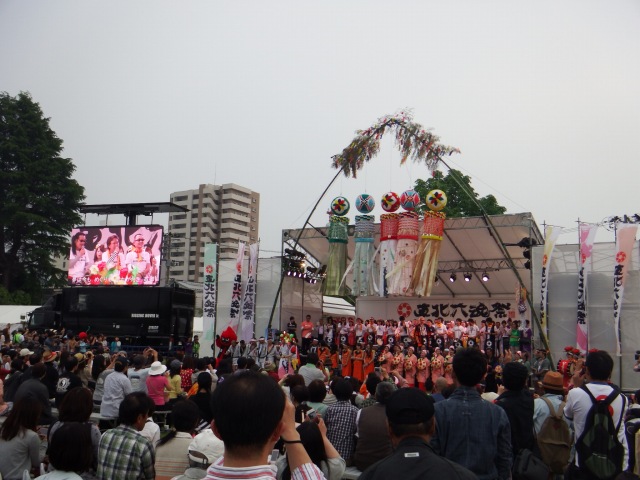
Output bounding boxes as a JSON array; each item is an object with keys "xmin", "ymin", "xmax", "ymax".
[
  {"xmin": 351, "ymin": 349, "xmax": 365, "ymax": 381},
  {"xmin": 363, "ymin": 349, "xmax": 375, "ymax": 378},
  {"xmin": 341, "ymin": 348, "xmax": 352, "ymax": 377},
  {"xmin": 416, "ymin": 356, "xmax": 430, "ymax": 391}
]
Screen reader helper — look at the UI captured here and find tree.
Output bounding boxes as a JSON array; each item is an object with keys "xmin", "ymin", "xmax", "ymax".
[
  {"xmin": 414, "ymin": 169, "xmax": 506, "ymax": 218},
  {"xmin": 0, "ymin": 92, "xmax": 85, "ymax": 303}
]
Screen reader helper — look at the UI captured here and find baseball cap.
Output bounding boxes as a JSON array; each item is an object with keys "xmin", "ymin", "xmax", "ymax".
[{"xmin": 385, "ymin": 388, "xmax": 435, "ymax": 425}]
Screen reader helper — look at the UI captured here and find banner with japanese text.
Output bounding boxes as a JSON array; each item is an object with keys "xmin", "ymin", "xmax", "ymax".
[
  {"xmin": 356, "ymin": 296, "xmax": 516, "ymax": 323},
  {"xmin": 576, "ymin": 223, "xmax": 597, "ymax": 354},
  {"xmin": 202, "ymin": 243, "xmax": 218, "ymax": 343},
  {"xmin": 240, "ymin": 242, "xmax": 259, "ymax": 342},
  {"xmin": 540, "ymin": 225, "xmax": 562, "ymax": 335},
  {"xmin": 228, "ymin": 242, "xmax": 245, "ymax": 331},
  {"xmin": 613, "ymin": 223, "xmax": 637, "ymax": 356}
]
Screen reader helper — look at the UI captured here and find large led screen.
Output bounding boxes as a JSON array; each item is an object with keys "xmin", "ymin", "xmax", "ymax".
[{"xmin": 68, "ymin": 225, "xmax": 164, "ymax": 286}]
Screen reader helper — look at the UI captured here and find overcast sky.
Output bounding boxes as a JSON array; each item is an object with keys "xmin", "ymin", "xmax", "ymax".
[{"xmin": 2, "ymin": 0, "xmax": 639, "ymax": 255}]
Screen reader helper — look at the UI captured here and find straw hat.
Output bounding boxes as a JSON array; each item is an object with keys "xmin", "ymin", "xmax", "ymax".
[
  {"xmin": 43, "ymin": 350, "xmax": 58, "ymax": 363},
  {"xmin": 149, "ymin": 361, "xmax": 167, "ymax": 376}
]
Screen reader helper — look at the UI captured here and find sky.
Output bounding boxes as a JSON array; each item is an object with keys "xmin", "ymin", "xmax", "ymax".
[{"xmin": 1, "ymin": 0, "xmax": 639, "ymax": 256}]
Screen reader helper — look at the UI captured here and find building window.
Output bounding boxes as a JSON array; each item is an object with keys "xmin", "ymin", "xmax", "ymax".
[{"xmin": 173, "ymin": 195, "xmax": 188, "ymax": 202}]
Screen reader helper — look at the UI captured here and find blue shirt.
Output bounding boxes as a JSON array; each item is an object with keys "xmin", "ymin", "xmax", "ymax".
[{"xmin": 431, "ymin": 386, "xmax": 512, "ymax": 480}]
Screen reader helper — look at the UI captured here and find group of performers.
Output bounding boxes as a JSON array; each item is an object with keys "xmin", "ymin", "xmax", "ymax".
[{"xmin": 319, "ymin": 315, "xmax": 533, "ymax": 356}]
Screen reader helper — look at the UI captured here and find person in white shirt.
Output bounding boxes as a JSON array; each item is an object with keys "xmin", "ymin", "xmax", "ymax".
[
  {"xmin": 100, "ymin": 359, "xmax": 133, "ymax": 418},
  {"xmin": 564, "ymin": 350, "xmax": 628, "ymax": 476}
]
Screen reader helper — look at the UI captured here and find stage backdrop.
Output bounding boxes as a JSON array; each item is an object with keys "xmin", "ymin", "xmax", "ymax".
[{"xmin": 356, "ymin": 296, "xmax": 517, "ymax": 323}]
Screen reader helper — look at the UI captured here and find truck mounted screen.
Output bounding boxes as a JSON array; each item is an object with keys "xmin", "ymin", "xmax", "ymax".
[{"xmin": 68, "ymin": 225, "xmax": 164, "ymax": 286}]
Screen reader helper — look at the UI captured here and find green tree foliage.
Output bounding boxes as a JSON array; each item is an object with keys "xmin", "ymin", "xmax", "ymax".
[
  {"xmin": 414, "ymin": 169, "xmax": 507, "ymax": 218},
  {"xmin": 0, "ymin": 92, "xmax": 85, "ymax": 302}
]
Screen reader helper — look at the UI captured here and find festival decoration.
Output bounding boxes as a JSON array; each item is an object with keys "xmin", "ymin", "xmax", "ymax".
[
  {"xmin": 386, "ymin": 211, "xmax": 420, "ymax": 296},
  {"xmin": 355, "ymin": 194, "xmax": 375, "ymax": 213},
  {"xmin": 331, "ymin": 111, "xmax": 460, "ymax": 178},
  {"xmin": 377, "ymin": 214, "xmax": 399, "ymax": 297},
  {"xmin": 321, "ymin": 215, "xmax": 349, "ymax": 296},
  {"xmin": 350, "ymin": 214, "xmax": 376, "ymax": 296},
  {"xmin": 409, "ymin": 190, "xmax": 447, "ymax": 296},
  {"xmin": 426, "ymin": 189, "xmax": 447, "ymax": 212},
  {"xmin": 330, "ymin": 196, "xmax": 350, "ymax": 216},
  {"xmin": 400, "ymin": 190, "xmax": 421, "ymax": 211},
  {"xmin": 380, "ymin": 192, "xmax": 400, "ymax": 213}
]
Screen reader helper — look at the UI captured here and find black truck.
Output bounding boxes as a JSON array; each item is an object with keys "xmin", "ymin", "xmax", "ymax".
[{"xmin": 28, "ymin": 285, "xmax": 195, "ymax": 348}]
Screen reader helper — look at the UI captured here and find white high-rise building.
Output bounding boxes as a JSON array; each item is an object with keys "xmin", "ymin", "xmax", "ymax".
[{"xmin": 168, "ymin": 183, "xmax": 260, "ymax": 282}]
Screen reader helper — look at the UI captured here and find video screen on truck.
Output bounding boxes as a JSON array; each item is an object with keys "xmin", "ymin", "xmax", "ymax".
[{"xmin": 68, "ymin": 225, "xmax": 164, "ymax": 286}]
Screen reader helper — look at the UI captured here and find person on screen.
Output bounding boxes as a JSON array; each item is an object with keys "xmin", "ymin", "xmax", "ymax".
[
  {"xmin": 125, "ymin": 233, "xmax": 151, "ymax": 281},
  {"xmin": 102, "ymin": 234, "xmax": 125, "ymax": 270},
  {"xmin": 69, "ymin": 232, "xmax": 91, "ymax": 283}
]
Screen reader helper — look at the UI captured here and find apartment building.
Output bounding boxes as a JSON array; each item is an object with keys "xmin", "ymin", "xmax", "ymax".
[{"xmin": 168, "ymin": 183, "xmax": 260, "ymax": 282}]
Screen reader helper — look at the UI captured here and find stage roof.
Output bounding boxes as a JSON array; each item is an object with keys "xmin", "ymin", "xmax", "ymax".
[{"xmin": 283, "ymin": 213, "xmax": 544, "ymax": 299}]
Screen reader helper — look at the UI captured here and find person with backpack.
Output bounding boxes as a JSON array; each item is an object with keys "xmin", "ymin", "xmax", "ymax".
[
  {"xmin": 533, "ymin": 371, "xmax": 572, "ymax": 476},
  {"xmin": 564, "ymin": 350, "xmax": 628, "ymax": 480}
]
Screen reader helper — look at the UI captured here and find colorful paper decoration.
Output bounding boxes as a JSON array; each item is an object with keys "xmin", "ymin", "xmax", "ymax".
[
  {"xmin": 330, "ymin": 196, "xmax": 350, "ymax": 216},
  {"xmin": 380, "ymin": 192, "xmax": 400, "ymax": 212},
  {"xmin": 400, "ymin": 190, "xmax": 421, "ymax": 211},
  {"xmin": 386, "ymin": 211, "xmax": 420, "ymax": 296},
  {"xmin": 355, "ymin": 194, "xmax": 375, "ymax": 213},
  {"xmin": 411, "ymin": 207, "xmax": 447, "ymax": 296},
  {"xmin": 426, "ymin": 189, "xmax": 447, "ymax": 212}
]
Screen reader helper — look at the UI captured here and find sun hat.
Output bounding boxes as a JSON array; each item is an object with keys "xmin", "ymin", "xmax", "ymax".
[
  {"xmin": 149, "ymin": 361, "xmax": 167, "ymax": 376},
  {"xmin": 540, "ymin": 371, "xmax": 564, "ymax": 393},
  {"xmin": 43, "ymin": 350, "xmax": 58, "ymax": 362}
]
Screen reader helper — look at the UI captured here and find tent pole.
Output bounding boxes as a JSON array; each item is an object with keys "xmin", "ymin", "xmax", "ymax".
[{"xmin": 268, "ymin": 168, "xmax": 346, "ymax": 331}]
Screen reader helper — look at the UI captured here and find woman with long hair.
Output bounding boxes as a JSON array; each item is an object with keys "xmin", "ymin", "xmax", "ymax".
[
  {"xmin": 276, "ymin": 418, "xmax": 345, "ymax": 480},
  {"xmin": 0, "ymin": 396, "xmax": 42, "ymax": 480}
]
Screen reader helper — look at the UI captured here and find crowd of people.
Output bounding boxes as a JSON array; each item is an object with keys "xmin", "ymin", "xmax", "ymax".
[{"xmin": 0, "ymin": 317, "xmax": 638, "ymax": 480}]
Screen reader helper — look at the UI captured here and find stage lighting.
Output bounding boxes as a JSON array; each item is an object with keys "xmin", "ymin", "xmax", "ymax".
[
  {"xmin": 482, "ymin": 272, "xmax": 489, "ymax": 282},
  {"xmin": 463, "ymin": 273, "xmax": 472, "ymax": 282},
  {"xmin": 449, "ymin": 273, "xmax": 456, "ymax": 283}
]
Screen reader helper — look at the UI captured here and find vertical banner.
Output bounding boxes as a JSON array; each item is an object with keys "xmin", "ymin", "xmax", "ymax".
[
  {"xmin": 613, "ymin": 224, "xmax": 638, "ymax": 356},
  {"xmin": 202, "ymin": 244, "xmax": 218, "ymax": 354},
  {"xmin": 576, "ymin": 224, "xmax": 597, "ymax": 354},
  {"xmin": 228, "ymin": 242, "xmax": 246, "ymax": 331},
  {"xmin": 240, "ymin": 242, "xmax": 259, "ymax": 342},
  {"xmin": 540, "ymin": 226, "xmax": 562, "ymax": 335}
]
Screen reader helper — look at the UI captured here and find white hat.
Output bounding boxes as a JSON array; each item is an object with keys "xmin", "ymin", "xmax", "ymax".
[
  {"xmin": 19, "ymin": 348, "xmax": 34, "ymax": 357},
  {"xmin": 189, "ymin": 428, "xmax": 225, "ymax": 466},
  {"xmin": 149, "ymin": 361, "xmax": 167, "ymax": 376}
]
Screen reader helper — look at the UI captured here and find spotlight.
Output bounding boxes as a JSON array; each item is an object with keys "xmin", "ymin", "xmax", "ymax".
[
  {"xmin": 463, "ymin": 273, "xmax": 472, "ymax": 282},
  {"xmin": 482, "ymin": 272, "xmax": 489, "ymax": 282},
  {"xmin": 449, "ymin": 273, "xmax": 456, "ymax": 283}
]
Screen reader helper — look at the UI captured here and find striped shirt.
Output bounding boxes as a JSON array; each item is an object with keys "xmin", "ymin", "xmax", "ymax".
[
  {"xmin": 97, "ymin": 424, "xmax": 155, "ymax": 480},
  {"xmin": 205, "ymin": 456, "xmax": 325, "ymax": 480}
]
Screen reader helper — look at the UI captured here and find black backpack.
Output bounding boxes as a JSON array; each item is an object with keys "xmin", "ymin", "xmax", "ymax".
[{"xmin": 575, "ymin": 385, "xmax": 626, "ymax": 480}]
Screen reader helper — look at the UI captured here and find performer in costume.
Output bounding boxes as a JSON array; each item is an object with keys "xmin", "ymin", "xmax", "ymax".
[
  {"xmin": 403, "ymin": 346, "xmax": 417, "ymax": 387},
  {"xmin": 362, "ymin": 344, "xmax": 375, "ymax": 378},
  {"xmin": 351, "ymin": 343, "xmax": 365, "ymax": 381},
  {"xmin": 416, "ymin": 349, "xmax": 430, "ymax": 391},
  {"xmin": 341, "ymin": 345, "xmax": 352, "ymax": 377},
  {"xmin": 431, "ymin": 347, "xmax": 444, "ymax": 383}
]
